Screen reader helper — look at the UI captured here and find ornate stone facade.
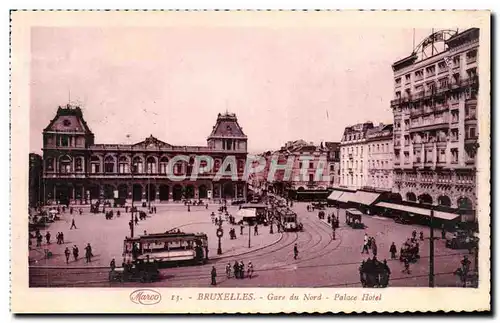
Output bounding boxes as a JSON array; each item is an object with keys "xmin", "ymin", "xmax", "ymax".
[{"xmin": 42, "ymin": 106, "xmax": 248, "ymax": 204}]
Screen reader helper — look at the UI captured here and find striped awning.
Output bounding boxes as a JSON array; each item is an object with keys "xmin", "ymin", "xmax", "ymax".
[
  {"xmin": 337, "ymin": 192, "xmax": 357, "ymax": 203},
  {"xmin": 375, "ymin": 202, "xmax": 460, "ymax": 220},
  {"xmin": 348, "ymin": 191, "xmax": 381, "ymax": 206},
  {"xmin": 327, "ymin": 191, "xmax": 344, "ymax": 201}
]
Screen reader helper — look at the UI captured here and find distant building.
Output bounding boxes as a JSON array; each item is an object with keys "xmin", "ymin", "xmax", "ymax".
[
  {"xmin": 29, "ymin": 153, "xmax": 43, "ymax": 207},
  {"xmin": 339, "ymin": 122, "xmax": 374, "ymax": 189},
  {"xmin": 325, "ymin": 142, "xmax": 341, "ymax": 187},
  {"xmin": 390, "ymin": 28, "xmax": 479, "ymax": 214},
  {"xmin": 42, "ymin": 105, "xmax": 248, "ymax": 204},
  {"xmin": 365, "ymin": 123, "xmax": 394, "ymax": 191}
]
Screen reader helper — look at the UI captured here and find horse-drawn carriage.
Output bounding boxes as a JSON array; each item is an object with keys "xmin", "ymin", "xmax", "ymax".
[
  {"xmin": 359, "ymin": 259, "xmax": 391, "ymax": 288},
  {"xmin": 399, "ymin": 241, "xmax": 420, "ymax": 263},
  {"xmin": 109, "ymin": 259, "xmax": 160, "ymax": 283},
  {"xmin": 345, "ymin": 208, "xmax": 364, "ymax": 229}
]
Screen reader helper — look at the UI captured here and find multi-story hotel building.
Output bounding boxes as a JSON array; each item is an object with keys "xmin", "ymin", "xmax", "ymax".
[
  {"xmin": 42, "ymin": 106, "xmax": 248, "ymax": 204},
  {"xmin": 366, "ymin": 124, "xmax": 394, "ymax": 191},
  {"xmin": 325, "ymin": 142, "xmax": 341, "ymax": 187},
  {"xmin": 340, "ymin": 122, "xmax": 374, "ymax": 189},
  {"xmin": 390, "ymin": 28, "xmax": 479, "ymax": 213},
  {"xmin": 29, "ymin": 153, "xmax": 43, "ymax": 208}
]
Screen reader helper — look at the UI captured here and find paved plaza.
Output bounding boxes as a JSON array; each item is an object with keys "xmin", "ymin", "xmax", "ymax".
[
  {"xmin": 29, "ymin": 201, "xmax": 469, "ymax": 288},
  {"xmin": 29, "ymin": 202, "xmax": 282, "ymax": 268}
]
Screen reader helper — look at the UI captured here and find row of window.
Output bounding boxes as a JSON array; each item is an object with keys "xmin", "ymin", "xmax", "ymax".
[{"xmin": 395, "ymin": 50, "xmax": 477, "ymax": 87}]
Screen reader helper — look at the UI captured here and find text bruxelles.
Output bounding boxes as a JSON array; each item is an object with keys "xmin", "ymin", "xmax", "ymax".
[{"xmin": 197, "ymin": 293, "xmax": 255, "ymax": 301}]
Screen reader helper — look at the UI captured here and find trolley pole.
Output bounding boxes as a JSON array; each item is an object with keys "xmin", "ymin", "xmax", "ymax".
[
  {"xmin": 429, "ymin": 209, "xmax": 435, "ymax": 287},
  {"xmin": 130, "ymin": 164, "xmax": 136, "ymax": 238},
  {"xmin": 248, "ymin": 223, "xmax": 251, "ymax": 248}
]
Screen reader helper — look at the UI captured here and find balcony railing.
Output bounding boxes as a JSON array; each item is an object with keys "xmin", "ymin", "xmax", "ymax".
[{"xmin": 465, "ymin": 136, "xmax": 478, "ymax": 143}]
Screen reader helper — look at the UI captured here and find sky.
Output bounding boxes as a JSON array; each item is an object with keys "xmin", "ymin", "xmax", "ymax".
[{"xmin": 30, "ymin": 27, "xmax": 435, "ymax": 154}]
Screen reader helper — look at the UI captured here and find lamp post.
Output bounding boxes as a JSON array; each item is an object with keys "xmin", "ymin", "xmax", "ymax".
[
  {"xmin": 429, "ymin": 208, "xmax": 435, "ymax": 287},
  {"xmin": 216, "ymin": 219, "xmax": 223, "ymax": 255},
  {"xmin": 130, "ymin": 163, "xmax": 137, "ymax": 238}
]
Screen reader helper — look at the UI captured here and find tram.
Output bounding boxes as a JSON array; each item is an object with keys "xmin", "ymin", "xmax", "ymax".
[
  {"xmin": 282, "ymin": 209, "xmax": 303, "ymax": 232},
  {"xmin": 123, "ymin": 231, "xmax": 208, "ymax": 266}
]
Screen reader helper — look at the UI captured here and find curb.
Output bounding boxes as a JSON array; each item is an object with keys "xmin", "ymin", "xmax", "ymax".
[{"xmin": 211, "ymin": 231, "xmax": 284, "ymax": 261}]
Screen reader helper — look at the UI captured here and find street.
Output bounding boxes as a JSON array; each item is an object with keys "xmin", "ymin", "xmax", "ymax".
[{"xmin": 29, "ymin": 201, "xmax": 468, "ymax": 288}]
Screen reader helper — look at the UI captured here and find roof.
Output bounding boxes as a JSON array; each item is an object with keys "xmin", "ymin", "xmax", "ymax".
[
  {"xmin": 43, "ymin": 105, "xmax": 93, "ymax": 133},
  {"xmin": 132, "ymin": 135, "xmax": 173, "ymax": 149},
  {"xmin": 208, "ymin": 112, "xmax": 247, "ymax": 138},
  {"xmin": 375, "ymin": 202, "xmax": 460, "ymax": 220},
  {"xmin": 348, "ymin": 191, "xmax": 381, "ymax": 206}
]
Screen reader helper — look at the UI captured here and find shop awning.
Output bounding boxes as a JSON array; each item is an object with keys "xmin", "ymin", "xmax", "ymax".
[
  {"xmin": 327, "ymin": 191, "xmax": 344, "ymax": 201},
  {"xmin": 349, "ymin": 191, "xmax": 381, "ymax": 206},
  {"xmin": 337, "ymin": 192, "xmax": 357, "ymax": 203},
  {"xmin": 376, "ymin": 202, "xmax": 460, "ymax": 220},
  {"xmin": 376, "ymin": 202, "xmax": 430, "ymax": 216},
  {"xmin": 234, "ymin": 208, "xmax": 257, "ymax": 223}
]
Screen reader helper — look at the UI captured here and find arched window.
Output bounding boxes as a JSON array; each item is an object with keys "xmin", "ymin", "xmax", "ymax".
[
  {"xmin": 90, "ymin": 156, "xmax": 101, "ymax": 173},
  {"xmin": 59, "ymin": 155, "xmax": 72, "ymax": 173},
  {"xmin": 146, "ymin": 157, "xmax": 156, "ymax": 174},
  {"xmin": 159, "ymin": 157, "xmax": 169, "ymax": 174},
  {"xmin": 118, "ymin": 156, "xmax": 129, "ymax": 174},
  {"xmin": 104, "ymin": 156, "xmax": 115, "ymax": 173},
  {"xmin": 132, "ymin": 157, "xmax": 143, "ymax": 173}
]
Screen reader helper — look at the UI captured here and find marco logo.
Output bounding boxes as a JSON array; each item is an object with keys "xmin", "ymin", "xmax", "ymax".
[{"xmin": 130, "ymin": 289, "xmax": 162, "ymax": 305}]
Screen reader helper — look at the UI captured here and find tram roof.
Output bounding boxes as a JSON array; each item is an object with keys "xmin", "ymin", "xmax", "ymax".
[
  {"xmin": 125, "ymin": 232, "xmax": 207, "ymax": 241},
  {"xmin": 241, "ymin": 203, "xmax": 268, "ymax": 209}
]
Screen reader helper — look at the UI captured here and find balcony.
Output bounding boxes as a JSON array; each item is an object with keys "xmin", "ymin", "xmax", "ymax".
[
  {"xmin": 391, "ymin": 98, "xmax": 402, "ymax": 107},
  {"xmin": 413, "ymin": 158, "xmax": 423, "ymax": 168},
  {"xmin": 410, "ymin": 108, "xmax": 424, "ymax": 117},
  {"xmin": 465, "ymin": 136, "xmax": 478, "ymax": 144},
  {"xmin": 435, "ymin": 103, "xmax": 449, "ymax": 113},
  {"xmin": 466, "ymin": 55, "xmax": 477, "ymax": 64},
  {"xmin": 409, "ymin": 118, "xmax": 449, "ymax": 132}
]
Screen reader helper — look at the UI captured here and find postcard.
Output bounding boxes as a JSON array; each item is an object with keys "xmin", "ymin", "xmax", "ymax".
[{"xmin": 10, "ymin": 10, "xmax": 490, "ymax": 313}]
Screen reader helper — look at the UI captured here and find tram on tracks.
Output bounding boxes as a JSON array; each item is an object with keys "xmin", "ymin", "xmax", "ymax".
[
  {"xmin": 280, "ymin": 209, "xmax": 303, "ymax": 232},
  {"xmin": 123, "ymin": 231, "xmax": 209, "ymax": 266}
]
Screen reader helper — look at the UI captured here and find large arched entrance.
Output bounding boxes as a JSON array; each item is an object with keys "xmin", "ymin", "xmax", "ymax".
[
  {"xmin": 438, "ymin": 195, "xmax": 451, "ymax": 207},
  {"xmin": 418, "ymin": 193, "xmax": 433, "ymax": 205},
  {"xmin": 185, "ymin": 185, "xmax": 195, "ymax": 199},
  {"xmin": 118, "ymin": 184, "xmax": 128, "ymax": 199},
  {"xmin": 103, "ymin": 184, "xmax": 115, "ymax": 199},
  {"xmin": 146, "ymin": 184, "xmax": 156, "ymax": 202},
  {"xmin": 198, "ymin": 185, "xmax": 208, "ymax": 199},
  {"xmin": 159, "ymin": 185, "xmax": 169, "ymax": 201},
  {"xmin": 55, "ymin": 184, "xmax": 72, "ymax": 204},
  {"xmin": 173, "ymin": 184, "xmax": 183, "ymax": 201},
  {"xmin": 406, "ymin": 192, "xmax": 417, "ymax": 202},
  {"xmin": 458, "ymin": 197, "xmax": 473, "ymax": 210},
  {"xmin": 89, "ymin": 184, "xmax": 100, "ymax": 201},
  {"xmin": 132, "ymin": 184, "xmax": 142, "ymax": 201},
  {"xmin": 223, "ymin": 182, "xmax": 234, "ymax": 198}
]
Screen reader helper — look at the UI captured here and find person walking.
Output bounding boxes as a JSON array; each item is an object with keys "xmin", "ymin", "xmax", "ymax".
[
  {"xmin": 233, "ymin": 261, "xmax": 239, "ymax": 279},
  {"xmin": 211, "ymin": 266, "xmax": 217, "ymax": 286},
  {"xmin": 134, "ymin": 215, "xmax": 139, "ymax": 226},
  {"xmin": 389, "ymin": 242, "xmax": 397, "ymax": 259},
  {"xmin": 110, "ymin": 258, "xmax": 116, "ymax": 271},
  {"xmin": 64, "ymin": 247, "xmax": 70, "ymax": 264},
  {"xmin": 372, "ymin": 240, "xmax": 378, "ymax": 257},
  {"xmin": 226, "ymin": 263, "xmax": 232, "ymax": 278},
  {"xmin": 45, "ymin": 231, "xmax": 51, "ymax": 244},
  {"xmin": 441, "ymin": 225, "xmax": 447, "ymax": 239},
  {"xmin": 294, "ymin": 243, "xmax": 299, "ymax": 260},
  {"xmin": 239, "ymin": 261, "xmax": 245, "ymax": 279},
  {"xmin": 247, "ymin": 261, "xmax": 254, "ymax": 278},
  {"xmin": 240, "ymin": 224, "xmax": 244, "ymax": 235},
  {"xmin": 362, "ymin": 239, "xmax": 369, "ymax": 254},
  {"xmin": 36, "ymin": 234, "xmax": 42, "ymax": 247},
  {"xmin": 72, "ymin": 245, "xmax": 79, "ymax": 261},
  {"xmin": 254, "ymin": 224, "xmax": 259, "ymax": 236},
  {"xmin": 402, "ymin": 257, "xmax": 411, "ymax": 274},
  {"xmin": 70, "ymin": 218, "xmax": 77, "ymax": 230}
]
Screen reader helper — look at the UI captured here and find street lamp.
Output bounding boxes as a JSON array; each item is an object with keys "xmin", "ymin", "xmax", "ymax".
[
  {"xmin": 216, "ymin": 219, "xmax": 223, "ymax": 255},
  {"xmin": 130, "ymin": 163, "xmax": 137, "ymax": 238}
]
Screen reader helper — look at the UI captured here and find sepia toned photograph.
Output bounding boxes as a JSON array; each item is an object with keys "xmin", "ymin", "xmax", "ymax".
[{"xmin": 11, "ymin": 10, "xmax": 490, "ymax": 313}]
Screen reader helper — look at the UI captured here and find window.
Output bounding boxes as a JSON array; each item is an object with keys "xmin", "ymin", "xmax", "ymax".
[
  {"xmin": 453, "ymin": 55, "xmax": 461, "ymax": 67},
  {"xmin": 451, "ymin": 148, "xmax": 459, "ymax": 163},
  {"xmin": 439, "ymin": 77, "xmax": 449, "ymax": 88},
  {"xmin": 438, "ymin": 61, "xmax": 447, "ymax": 72},
  {"xmin": 466, "ymin": 49, "xmax": 477, "ymax": 63},
  {"xmin": 59, "ymin": 156, "xmax": 72, "ymax": 173},
  {"xmin": 119, "ymin": 156, "xmax": 130, "ymax": 174},
  {"xmin": 132, "ymin": 157, "xmax": 143, "ymax": 173},
  {"xmin": 437, "ymin": 149, "xmax": 446, "ymax": 163},
  {"xmin": 451, "ymin": 110, "xmax": 459, "ymax": 123},
  {"xmin": 146, "ymin": 157, "xmax": 156, "ymax": 174},
  {"xmin": 46, "ymin": 158, "xmax": 54, "ymax": 171},
  {"xmin": 225, "ymin": 164, "xmax": 232, "ymax": 172},
  {"xmin": 159, "ymin": 157, "xmax": 168, "ymax": 174},
  {"xmin": 60, "ymin": 135, "xmax": 69, "ymax": 147},
  {"xmin": 90, "ymin": 156, "xmax": 100, "ymax": 173},
  {"xmin": 425, "ymin": 65, "xmax": 436, "ymax": 76},
  {"xmin": 75, "ymin": 157, "xmax": 83, "ymax": 172},
  {"xmin": 451, "ymin": 129, "xmax": 459, "ymax": 141},
  {"xmin": 299, "ymin": 162, "xmax": 302, "ymax": 169},
  {"xmin": 466, "ymin": 67, "xmax": 477, "ymax": 79},
  {"xmin": 104, "ymin": 156, "xmax": 115, "ymax": 173},
  {"xmin": 415, "ymin": 70, "xmax": 424, "ymax": 80},
  {"xmin": 467, "ymin": 127, "xmax": 477, "ymax": 139},
  {"xmin": 465, "ymin": 105, "xmax": 477, "ymax": 120},
  {"xmin": 309, "ymin": 174, "xmax": 314, "ymax": 182},
  {"xmin": 404, "ymin": 74, "xmax": 411, "ymax": 84},
  {"xmin": 395, "ymin": 77, "xmax": 402, "ymax": 86},
  {"xmin": 309, "ymin": 162, "xmax": 314, "ymax": 169},
  {"xmin": 330, "ymin": 164, "xmax": 334, "ymax": 172},
  {"xmin": 395, "ymin": 91, "xmax": 401, "ymax": 99}
]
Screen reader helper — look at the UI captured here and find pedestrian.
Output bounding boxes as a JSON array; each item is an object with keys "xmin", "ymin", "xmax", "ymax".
[
  {"xmin": 361, "ymin": 240, "xmax": 369, "ymax": 254},
  {"xmin": 441, "ymin": 226, "xmax": 446, "ymax": 239},
  {"xmin": 419, "ymin": 231, "xmax": 424, "ymax": 241},
  {"xmin": 226, "ymin": 263, "xmax": 232, "ymax": 278},
  {"xmin": 110, "ymin": 258, "xmax": 116, "ymax": 271},
  {"xmin": 85, "ymin": 243, "xmax": 93, "ymax": 263},
  {"xmin": 154, "ymin": 206, "xmax": 157, "ymax": 214},
  {"xmin": 211, "ymin": 266, "xmax": 217, "ymax": 286},
  {"xmin": 36, "ymin": 234, "xmax": 42, "ymax": 247},
  {"xmin": 240, "ymin": 224, "xmax": 244, "ymax": 235},
  {"xmin": 70, "ymin": 218, "xmax": 77, "ymax": 230},
  {"xmin": 205, "ymin": 204, "xmax": 208, "ymax": 210},
  {"xmin": 188, "ymin": 205, "xmax": 191, "ymax": 212},
  {"xmin": 45, "ymin": 231, "xmax": 51, "ymax": 244},
  {"xmin": 144, "ymin": 230, "xmax": 147, "ymax": 236},
  {"xmin": 402, "ymin": 257, "xmax": 411, "ymax": 274},
  {"xmin": 372, "ymin": 241, "xmax": 378, "ymax": 257},
  {"xmin": 239, "ymin": 261, "xmax": 245, "ymax": 279},
  {"xmin": 73, "ymin": 245, "xmax": 79, "ymax": 261},
  {"xmin": 247, "ymin": 261, "xmax": 254, "ymax": 278},
  {"xmin": 233, "ymin": 261, "xmax": 239, "ymax": 279},
  {"xmin": 78, "ymin": 208, "xmax": 83, "ymax": 215},
  {"xmin": 254, "ymin": 224, "xmax": 259, "ymax": 236},
  {"xmin": 64, "ymin": 247, "xmax": 70, "ymax": 264},
  {"xmin": 70, "ymin": 207, "xmax": 73, "ymax": 215},
  {"xmin": 294, "ymin": 243, "xmax": 298, "ymax": 260},
  {"xmin": 125, "ymin": 206, "xmax": 129, "ymax": 213},
  {"xmin": 389, "ymin": 242, "xmax": 397, "ymax": 259},
  {"xmin": 134, "ymin": 215, "xmax": 139, "ymax": 225}
]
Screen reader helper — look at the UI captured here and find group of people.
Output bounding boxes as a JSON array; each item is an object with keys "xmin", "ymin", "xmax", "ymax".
[
  {"xmin": 228, "ymin": 261, "xmax": 254, "ymax": 279},
  {"xmin": 359, "ymin": 257, "xmax": 391, "ymax": 287},
  {"xmin": 62, "ymin": 243, "xmax": 93, "ymax": 264},
  {"xmin": 361, "ymin": 233, "xmax": 378, "ymax": 256},
  {"xmin": 55, "ymin": 232, "xmax": 65, "ymax": 244}
]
